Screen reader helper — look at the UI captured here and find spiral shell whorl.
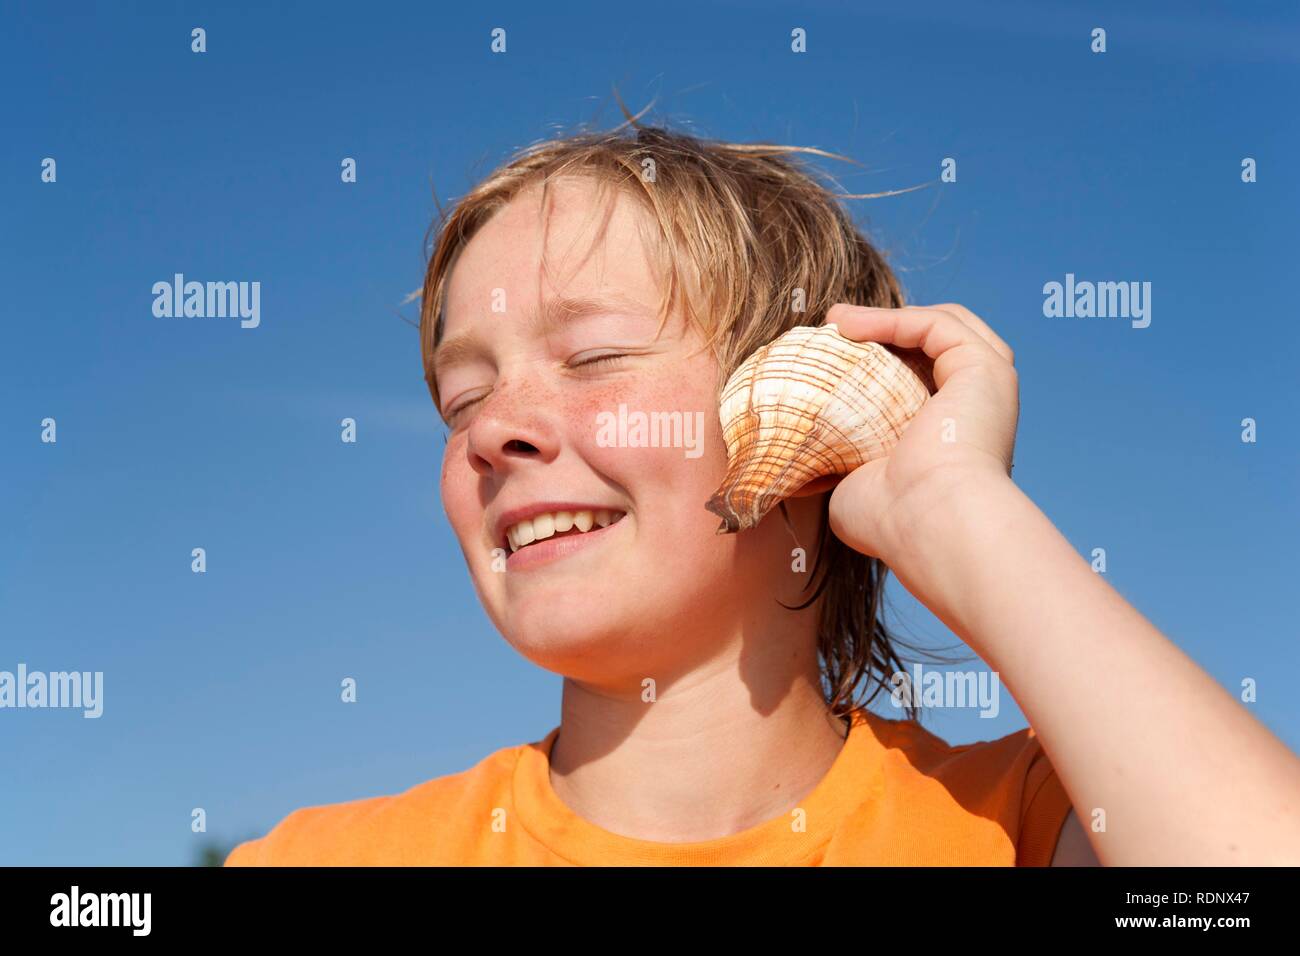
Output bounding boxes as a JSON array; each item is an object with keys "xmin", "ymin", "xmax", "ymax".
[{"xmin": 705, "ymin": 324, "xmax": 933, "ymax": 533}]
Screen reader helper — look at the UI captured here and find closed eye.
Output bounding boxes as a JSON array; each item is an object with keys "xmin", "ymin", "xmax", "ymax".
[
  {"xmin": 569, "ymin": 352, "xmax": 629, "ymax": 371},
  {"xmin": 443, "ymin": 354, "xmax": 631, "ymax": 426},
  {"xmin": 443, "ymin": 391, "xmax": 488, "ymax": 426}
]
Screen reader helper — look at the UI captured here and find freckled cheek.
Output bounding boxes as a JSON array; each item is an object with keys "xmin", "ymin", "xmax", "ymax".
[
  {"xmin": 567, "ymin": 378, "xmax": 727, "ymax": 500},
  {"xmin": 439, "ymin": 436, "xmax": 481, "ymax": 541}
]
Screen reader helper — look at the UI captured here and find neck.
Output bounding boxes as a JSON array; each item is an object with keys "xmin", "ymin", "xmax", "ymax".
[{"xmin": 547, "ymin": 629, "xmax": 850, "ymax": 843}]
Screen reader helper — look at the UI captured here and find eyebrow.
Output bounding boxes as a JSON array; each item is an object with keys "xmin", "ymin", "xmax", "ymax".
[{"xmin": 431, "ymin": 292, "xmax": 655, "ymax": 378}]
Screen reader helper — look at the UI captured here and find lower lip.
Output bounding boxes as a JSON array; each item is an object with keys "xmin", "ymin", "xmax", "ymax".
[{"xmin": 505, "ymin": 517, "xmax": 626, "ymax": 571}]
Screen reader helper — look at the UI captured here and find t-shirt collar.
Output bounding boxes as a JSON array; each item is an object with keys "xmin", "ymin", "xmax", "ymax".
[{"xmin": 511, "ymin": 707, "xmax": 885, "ymax": 866}]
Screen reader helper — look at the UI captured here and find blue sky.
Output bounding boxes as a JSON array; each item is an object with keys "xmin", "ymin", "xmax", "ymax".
[{"xmin": 1, "ymin": 0, "xmax": 1296, "ymax": 865}]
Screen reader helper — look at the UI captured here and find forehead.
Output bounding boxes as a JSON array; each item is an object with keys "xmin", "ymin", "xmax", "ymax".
[{"xmin": 443, "ymin": 176, "xmax": 662, "ymax": 325}]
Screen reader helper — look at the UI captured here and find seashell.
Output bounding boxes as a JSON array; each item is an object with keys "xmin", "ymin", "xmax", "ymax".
[{"xmin": 705, "ymin": 323, "xmax": 935, "ymax": 533}]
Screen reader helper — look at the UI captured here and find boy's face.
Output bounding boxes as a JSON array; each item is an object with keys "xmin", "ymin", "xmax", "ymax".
[{"xmin": 435, "ymin": 176, "xmax": 812, "ymax": 683}]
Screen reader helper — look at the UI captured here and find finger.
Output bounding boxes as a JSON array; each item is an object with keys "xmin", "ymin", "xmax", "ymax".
[
  {"xmin": 931, "ymin": 303, "xmax": 1015, "ymax": 366},
  {"xmin": 824, "ymin": 304, "xmax": 1000, "ymax": 389}
]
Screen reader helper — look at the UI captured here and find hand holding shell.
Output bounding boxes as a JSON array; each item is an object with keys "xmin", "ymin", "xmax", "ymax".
[{"xmin": 705, "ymin": 323, "xmax": 936, "ymax": 533}]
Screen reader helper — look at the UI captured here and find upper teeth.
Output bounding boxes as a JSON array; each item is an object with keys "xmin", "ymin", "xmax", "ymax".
[{"xmin": 506, "ymin": 510, "xmax": 620, "ymax": 552}]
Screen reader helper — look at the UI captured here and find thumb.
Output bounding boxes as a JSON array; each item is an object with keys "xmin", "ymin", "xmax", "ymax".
[{"xmin": 826, "ymin": 460, "xmax": 887, "ymax": 556}]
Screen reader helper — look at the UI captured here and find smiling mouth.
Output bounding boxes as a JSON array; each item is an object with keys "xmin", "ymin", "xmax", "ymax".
[{"xmin": 505, "ymin": 509, "xmax": 626, "ymax": 553}]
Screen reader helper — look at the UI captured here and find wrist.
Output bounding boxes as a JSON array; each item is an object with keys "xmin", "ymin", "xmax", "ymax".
[
  {"xmin": 882, "ymin": 472, "xmax": 1033, "ymax": 637},
  {"xmin": 888, "ymin": 467, "xmax": 1023, "ymax": 555}
]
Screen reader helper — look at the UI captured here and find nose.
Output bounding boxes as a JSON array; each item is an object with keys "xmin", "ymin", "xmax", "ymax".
[{"xmin": 463, "ymin": 375, "xmax": 559, "ymax": 477}]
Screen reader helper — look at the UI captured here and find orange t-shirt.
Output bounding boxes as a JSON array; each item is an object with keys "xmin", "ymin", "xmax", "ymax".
[{"xmin": 224, "ymin": 706, "xmax": 1074, "ymax": 866}]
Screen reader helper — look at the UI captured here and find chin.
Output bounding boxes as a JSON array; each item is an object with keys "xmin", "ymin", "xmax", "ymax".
[
  {"xmin": 505, "ymin": 587, "xmax": 736, "ymax": 684},
  {"xmin": 500, "ymin": 618, "xmax": 648, "ymax": 681}
]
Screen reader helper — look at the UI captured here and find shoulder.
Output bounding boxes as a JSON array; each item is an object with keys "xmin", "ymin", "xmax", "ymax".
[
  {"xmin": 223, "ymin": 737, "xmax": 533, "ymax": 866},
  {"xmin": 862, "ymin": 709, "xmax": 1056, "ymax": 792},
  {"xmin": 857, "ymin": 710, "xmax": 1073, "ymax": 866}
]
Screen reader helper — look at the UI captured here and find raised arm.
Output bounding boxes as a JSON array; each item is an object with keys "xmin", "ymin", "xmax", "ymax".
[{"xmin": 823, "ymin": 303, "xmax": 1300, "ymax": 866}]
